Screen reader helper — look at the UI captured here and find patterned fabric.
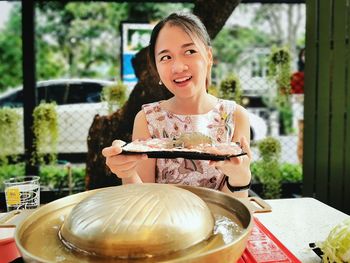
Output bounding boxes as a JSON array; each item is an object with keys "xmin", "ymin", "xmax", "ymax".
[{"xmin": 142, "ymin": 99, "xmax": 236, "ymax": 190}]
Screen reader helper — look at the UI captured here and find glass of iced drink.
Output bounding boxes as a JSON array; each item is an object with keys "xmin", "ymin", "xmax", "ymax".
[{"xmin": 4, "ymin": 176, "xmax": 40, "ymax": 212}]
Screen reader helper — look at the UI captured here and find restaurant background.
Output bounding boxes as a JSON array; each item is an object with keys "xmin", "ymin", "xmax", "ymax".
[{"xmin": 2, "ymin": 1, "xmax": 347, "ymax": 215}]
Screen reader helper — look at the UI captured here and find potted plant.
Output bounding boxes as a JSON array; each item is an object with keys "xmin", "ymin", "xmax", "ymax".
[
  {"xmin": 267, "ymin": 46, "xmax": 292, "ymax": 96},
  {"xmin": 0, "ymin": 107, "xmax": 21, "ymax": 164},
  {"xmin": 219, "ymin": 74, "xmax": 243, "ymax": 104},
  {"xmin": 279, "ymin": 163, "xmax": 302, "ymax": 197},
  {"xmin": 265, "ymin": 46, "xmax": 293, "ymax": 135},
  {"xmin": 251, "ymin": 137, "xmax": 282, "ymax": 199},
  {"xmin": 32, "ymin": 102, "xmax": 58, "ymax": 165},
  {"xmin": 251, "ymin": 136, "xmax": 303, "ymax": 198},
  {"xmin": 101, "ymin": 81, "xmax": 127, "ymax": 114}
]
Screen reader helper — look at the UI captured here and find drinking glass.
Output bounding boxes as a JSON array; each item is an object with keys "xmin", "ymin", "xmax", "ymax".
[{"xmin": 4, "ymin": 176, "xmax": 40, "ymax": 212}]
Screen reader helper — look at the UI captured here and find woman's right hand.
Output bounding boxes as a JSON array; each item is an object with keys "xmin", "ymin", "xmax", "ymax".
[{"xmin": 101, "ymin": 140, "xmax": 148, "ymax": 179}]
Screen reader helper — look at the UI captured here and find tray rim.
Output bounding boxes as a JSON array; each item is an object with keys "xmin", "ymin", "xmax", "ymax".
[{"xmin": 121, "ymin": 149, "xmax": 247, "ymax": 161}]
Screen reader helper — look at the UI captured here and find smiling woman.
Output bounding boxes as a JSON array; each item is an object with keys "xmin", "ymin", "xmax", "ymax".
[{"xmin": 102, "ymin": 12, "xmax": 253, "ymax": 198}]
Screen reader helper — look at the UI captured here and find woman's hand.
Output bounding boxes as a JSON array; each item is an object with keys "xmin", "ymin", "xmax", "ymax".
[
  {"xmin": 209, "ymin": 136, "xmax": 252, "ymax": 187},
  {"xmin": 102, "ymin": 140, "xmax": 148, "ymax": 179}
]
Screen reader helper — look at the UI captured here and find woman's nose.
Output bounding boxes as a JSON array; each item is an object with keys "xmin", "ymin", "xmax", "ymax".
[{"xmin": 171, "ymin": 59, "xmax": 188, "ymax": 73}]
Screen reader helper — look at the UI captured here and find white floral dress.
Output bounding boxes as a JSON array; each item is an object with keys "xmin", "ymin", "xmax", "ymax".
[{"xmin": 142, "ymin": 99, "xmax": 236, "ymax": 190}]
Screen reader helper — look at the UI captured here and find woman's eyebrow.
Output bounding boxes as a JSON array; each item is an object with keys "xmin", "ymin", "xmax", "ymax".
[
  {"xmin": 156, "ymin": 42, "xmax": 196, "ymax": 57},
  {"xmin": 181, "ymin": 42, "xmax": 195, "ymax": 48},
  {"xmin": 157, "ymin": 49, "xmax": 169, "ymax": 57}
]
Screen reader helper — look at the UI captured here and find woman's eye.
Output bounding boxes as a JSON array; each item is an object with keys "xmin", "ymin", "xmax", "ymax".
[
  {"xmin": 185, "ymin": 49, "xmax": 197, "ymax": 55},
  {"xmin": 160, "ymin": 55, "xmax": 171, "ymax": 61}
]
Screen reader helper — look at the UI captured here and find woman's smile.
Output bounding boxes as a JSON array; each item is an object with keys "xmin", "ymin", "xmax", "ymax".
[{"xmin": 173, "ymin": 75, "xmax": 193, "ymax": 87}]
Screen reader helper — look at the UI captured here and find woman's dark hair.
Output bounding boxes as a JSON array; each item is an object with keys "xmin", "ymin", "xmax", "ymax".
[
  {"xmin": 148, "ymin": 12, "xmax": 211, "ymax": 71},
  {"xmin": 297, "ymin": 48, "xmax": 305, "ymax": 72}
]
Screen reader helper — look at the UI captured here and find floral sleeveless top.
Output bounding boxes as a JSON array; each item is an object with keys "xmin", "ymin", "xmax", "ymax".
[{"xmin": 142, "ymin": 99, "xmax": 236, "ymax": 190}]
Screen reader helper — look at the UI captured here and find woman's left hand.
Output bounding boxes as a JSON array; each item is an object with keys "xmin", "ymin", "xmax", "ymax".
[{"xmin": 209, "ymin": 136, "xmax": 252, "ymax": 186}]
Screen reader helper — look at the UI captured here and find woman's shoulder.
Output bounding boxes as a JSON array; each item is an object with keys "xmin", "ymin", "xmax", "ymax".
[
  {"xmin": 134, "ymin": 109, "xmax": 147, "ymax": 125},
  {"xmin": 216, "ymin": 98, "xmax": 248, "ymax": 119},
  {"xmin": 142, "ymin": 101, "xmax": 167, "ymax": 117},
  {"xmin": 217, "ymin": 98, "xmax": 237, "ymax": 112},
  {"xmin": 142, "ymin": 101, "xmax": 161, "ymax": 111},
  {"xmin": 133, "ymin": 110, "xmax": 152, "ymax": 140},
  {"xmin": 233, "ymin": 104, "xmax": 249, "ymax": 122}
]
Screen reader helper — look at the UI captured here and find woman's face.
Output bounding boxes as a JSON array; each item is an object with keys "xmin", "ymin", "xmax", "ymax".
[{"xmin": 154, "ymin": 24, "xmax": 212, "ymax": 99}]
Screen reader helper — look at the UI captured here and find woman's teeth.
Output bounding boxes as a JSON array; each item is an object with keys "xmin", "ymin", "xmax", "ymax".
[{"xmin": 174, "ymin": 76, "xmax": 192, "ymax": 83}]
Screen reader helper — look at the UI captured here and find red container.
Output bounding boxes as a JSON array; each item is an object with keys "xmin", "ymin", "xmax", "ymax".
[
  {"xmin": 0, "ymin": 237, "xmax": 21, "ymax": 263},
  {"xmin": 240, "ymin": 218, "xmax": 301, "ymax": 263}
]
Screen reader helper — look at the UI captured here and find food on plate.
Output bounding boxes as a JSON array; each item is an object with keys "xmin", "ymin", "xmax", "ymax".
[
  {"xmin": 121, "ymin": 132, "xmax": 245, "ymax": 160},
  {"xmin": 171, "ymin": 132, "xmax": 213, "ymax": 148}
]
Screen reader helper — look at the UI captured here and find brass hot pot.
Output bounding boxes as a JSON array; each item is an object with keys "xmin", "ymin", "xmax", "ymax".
[{"xmin": 12, "ymin": 184, "xmax": 270, "ymax": 262}]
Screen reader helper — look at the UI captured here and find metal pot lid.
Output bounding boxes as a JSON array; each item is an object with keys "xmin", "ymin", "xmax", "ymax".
[{"xmin": 59, "ymin": 183, "xmax": 215, "ymax": 258}]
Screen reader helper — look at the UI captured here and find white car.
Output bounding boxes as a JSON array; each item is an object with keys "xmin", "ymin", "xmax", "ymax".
[
  {"xmin": 248, "ymin": 112, "xmax": 267, "ymax": 141},
  {"xmin": 0, "ymin": 79, "xmax": 267, "ymax": 155}
]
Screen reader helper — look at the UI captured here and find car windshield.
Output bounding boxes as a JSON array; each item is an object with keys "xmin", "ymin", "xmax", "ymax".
[
  {"xmin": 0, "ymin": 90, "xmax": 23, "ymax": 107},
  {"xmin": 0, "ymin": 81, "xmax": 106, "ymax": 107}
]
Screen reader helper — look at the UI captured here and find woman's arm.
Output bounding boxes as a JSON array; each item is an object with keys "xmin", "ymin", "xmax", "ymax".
[
  {"xmin": 122, "ymin": 110, "xmax": 156, "ymax": 184},
  {"xmin": 215, "ymin": 104, "xmax": 252, "ymax": 197}
]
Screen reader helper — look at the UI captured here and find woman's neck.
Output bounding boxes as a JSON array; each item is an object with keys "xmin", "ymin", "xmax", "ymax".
[{"xmin": 164, "ymin": 93, "xmax": 218, "ymax": 115}]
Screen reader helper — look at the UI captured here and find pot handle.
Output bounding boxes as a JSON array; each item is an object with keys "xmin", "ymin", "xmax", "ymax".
[
  {"xmin": 240, "ymin": 197, "xmax": 272, "ymax": 213},
  {"xmin": 0, "ymin": 209, "xmax": 36, "ymax": 228}
]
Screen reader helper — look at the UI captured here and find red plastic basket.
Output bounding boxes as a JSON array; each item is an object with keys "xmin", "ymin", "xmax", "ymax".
[
  {"xmin": 239, "ymin": 217, "xmax": 301, "ymax": 263},
  {"xmin": 0, "ymin": 237, "xmax": 21, "ymax": 263}
]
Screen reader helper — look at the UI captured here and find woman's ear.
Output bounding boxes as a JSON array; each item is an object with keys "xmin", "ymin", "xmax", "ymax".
[
  {"xmin": 207, "ymin": 47, "xmax": 213, "ymax": 66},
  {"xmin": 205, "ymin": 47, "xmax": 213, "ymax": 89}
]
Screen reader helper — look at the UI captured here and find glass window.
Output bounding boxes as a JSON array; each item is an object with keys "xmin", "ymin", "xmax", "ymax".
[
  {"xmin": 0, "ymin": 90, "xmax": 23, "ymax": 108},
  {"xmin": 66, "ymin": 83, "xmax": 103, "ymax": 104},
  {"xmin": 38, "ymin": 84, "xmax": 67, "ymax": 105}
]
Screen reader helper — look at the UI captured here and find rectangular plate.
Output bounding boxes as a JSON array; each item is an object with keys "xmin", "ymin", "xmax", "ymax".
[{"xmin": 121, "ymin": 149, "xmax": 247, "ymax": 161}]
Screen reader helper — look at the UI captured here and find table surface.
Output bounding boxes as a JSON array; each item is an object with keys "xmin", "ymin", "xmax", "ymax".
[
  {"xmin": 254, "ymin": 197, "xmax": 350, "ymax": 263},
  {"xmin": 1, "ymin": 197, "xmax": 349, "ymax": 262}
]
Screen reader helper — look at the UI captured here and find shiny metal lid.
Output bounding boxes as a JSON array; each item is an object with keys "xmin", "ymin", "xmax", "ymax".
[{"xmin": 59, "ymin": 183, "xmax": 215, "ymax": 258}]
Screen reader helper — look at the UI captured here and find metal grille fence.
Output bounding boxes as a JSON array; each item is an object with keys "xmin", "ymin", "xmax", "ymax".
[
  {"xmin": 237, "ymin": 49, "xmax": 304, "ymax": 165},
  {"xmin": 215, "ymin": 46, "xmax": 305, "ymax": 199},
  {"xmin": 0, "ymin": 79, "xmax": 113, "ymax": 158}
]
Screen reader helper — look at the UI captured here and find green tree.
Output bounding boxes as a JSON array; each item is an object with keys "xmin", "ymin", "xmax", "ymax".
[
  {"xmin": 127, "ymin": 3, "xmax": 193, "ymax": 22},
  {"xmin": 0, "ymin": 2, "xmax": 195, "ymax": 87},
  {"xmin": 212, "ymin": 26, "xmax": 272, "ymax": 66},
  {"xmin": 35, "ymin": 2, "xmax": 130, "ymax": 79},
  {"xmin": 35, "ymin": 2, "xmax": 193, "ymax": 80},
  {"xmin": 252, "ymin": 4, "xmax": 305, "ymax": 57},
  {"xmin": 0, "ymin": 3, "xmax": 22, "ymax": 92},
  {"xmin": 211, "ymin": 26, "xmax": 273, "ymax": 83}
]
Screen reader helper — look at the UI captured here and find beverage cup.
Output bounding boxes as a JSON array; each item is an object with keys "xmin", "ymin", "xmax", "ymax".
[{"xmin": 4, "ymin": 176, "xmax": 40, "ymax": 212}]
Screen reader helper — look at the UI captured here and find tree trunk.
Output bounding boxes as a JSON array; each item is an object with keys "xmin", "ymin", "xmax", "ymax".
[
  {"xmin": 193, "ymin": 0, "xmax": 241, "ymax": 39},
  {"xmin": 86, "ymin": 1, "xmax": 241, "ymax": 190},
  {"xmin": 86, "ymin": 48, "xmax": 172, "ymax": 189}
]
